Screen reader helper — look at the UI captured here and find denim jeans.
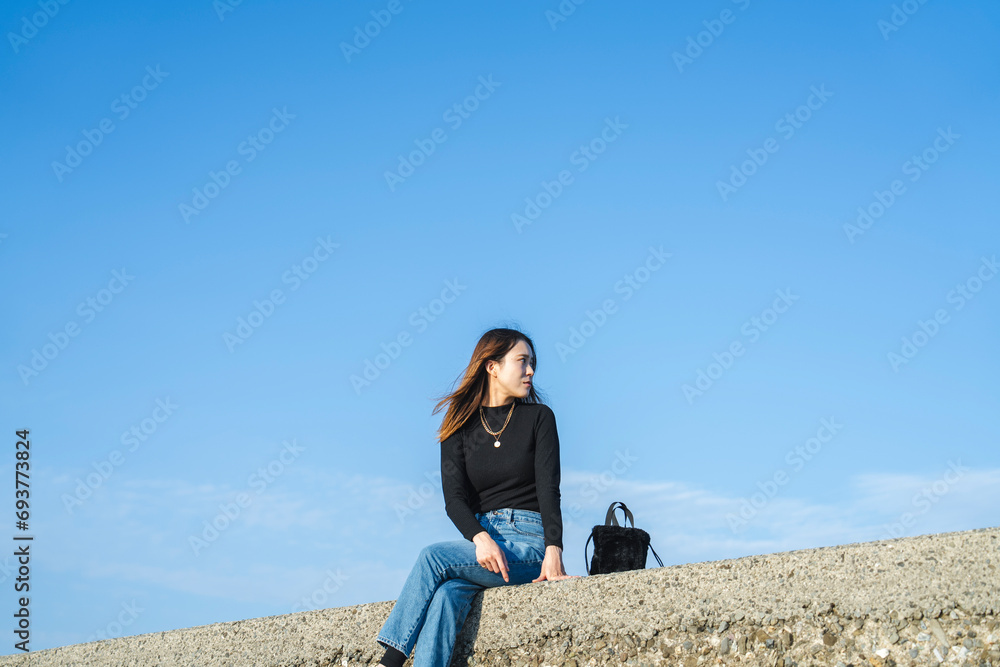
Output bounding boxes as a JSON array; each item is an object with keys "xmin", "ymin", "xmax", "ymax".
[{"xmin": 376, "ymin": 508, "xmax": 547, "ymax": 667}]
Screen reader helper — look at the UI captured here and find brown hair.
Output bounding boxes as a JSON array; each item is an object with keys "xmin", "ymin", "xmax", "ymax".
[{"xmin": 432, "ymin": 326, "xmax": 547, "ymax": 442}]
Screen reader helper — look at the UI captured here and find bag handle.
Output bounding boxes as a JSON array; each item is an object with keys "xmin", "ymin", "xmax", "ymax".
[
  {"xmin": 605, "ymin": 501, "xmax": 635, "ymax": 528},
  {"xmin": 648, "ymin": 542, "xmax": 664, "ymax": 568}
]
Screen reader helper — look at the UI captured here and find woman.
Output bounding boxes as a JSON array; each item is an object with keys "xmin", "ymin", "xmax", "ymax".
[{"xmin": 375, "ymin": 327, "xmax": 579, "ymax": 667}]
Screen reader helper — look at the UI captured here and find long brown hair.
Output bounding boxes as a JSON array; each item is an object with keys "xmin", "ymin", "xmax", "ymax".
[{"xmin": 432, "ymin": 327, "xmax": 547, "ymax": 442}]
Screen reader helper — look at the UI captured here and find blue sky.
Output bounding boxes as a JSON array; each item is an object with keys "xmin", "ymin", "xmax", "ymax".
[{"xmin": 1, "ymin": 0, "xmax": 998, "ymax": 654}]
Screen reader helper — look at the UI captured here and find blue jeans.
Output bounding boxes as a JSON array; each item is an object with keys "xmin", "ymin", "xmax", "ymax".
[{"xmin": 376, "ymin": 508, "xmax": 547, "ymax": 667}]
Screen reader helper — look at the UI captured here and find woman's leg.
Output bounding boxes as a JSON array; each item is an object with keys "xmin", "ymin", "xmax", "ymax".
[
  {"xmin": 410, "ymin": 578, "xmax": 484, "ymax": 667},
  {"xmin": 413, "ymin": 510, "xmax": 546, "ymax": 667},
  {"xmin": 376, "ymin": 539, "xmax": 475, "ymax": 657},
  {"xmin": 376, "ymin": 510, "xmax": 545, "ymax": 666}
]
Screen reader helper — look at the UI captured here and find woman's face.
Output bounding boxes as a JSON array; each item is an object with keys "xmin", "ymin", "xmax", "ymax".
[{"xmin": 490, "ymin": 340, "xmax": 535, "ymax": 399}]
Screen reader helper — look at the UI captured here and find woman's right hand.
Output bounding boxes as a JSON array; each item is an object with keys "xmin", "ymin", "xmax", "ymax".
[{"xmin": 472, "ymin": 531, "xmax": 509, "ymax": 582}]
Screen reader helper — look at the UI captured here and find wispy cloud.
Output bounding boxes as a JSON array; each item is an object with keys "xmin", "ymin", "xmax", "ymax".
[{"xmin": 37, "ymin": 462, "xmax": 999, "ymax": 611}]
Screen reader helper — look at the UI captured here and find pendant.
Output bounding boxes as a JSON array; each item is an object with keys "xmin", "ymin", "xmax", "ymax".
[{"xmin": 494, "ymin": 440, "xmax": 501, "ymax": 448}]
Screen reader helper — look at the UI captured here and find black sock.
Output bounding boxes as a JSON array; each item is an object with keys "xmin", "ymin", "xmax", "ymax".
[{"xmin": 380, "ymin": 646, "xmax": 407, "ymax": 667}]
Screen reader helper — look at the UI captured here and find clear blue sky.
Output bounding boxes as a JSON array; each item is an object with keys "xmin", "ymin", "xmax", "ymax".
[{"xmin": 1, "ymin": 0, "xmax": 998, "ymax": 653}]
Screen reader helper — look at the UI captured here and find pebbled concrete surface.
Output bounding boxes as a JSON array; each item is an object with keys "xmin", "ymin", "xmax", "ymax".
[{"xmin": 0, "ymin": 526, "xmax": 996, "ymax": 666}]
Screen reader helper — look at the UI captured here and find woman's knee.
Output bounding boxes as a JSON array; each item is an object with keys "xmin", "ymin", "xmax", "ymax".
[
  {"xmin": 417, "ymin": 542, "xmax": 446, "ymax": 560},
  {"xmin": 416, "ymin": 541, "xmax": 460, "ymax": 567}
]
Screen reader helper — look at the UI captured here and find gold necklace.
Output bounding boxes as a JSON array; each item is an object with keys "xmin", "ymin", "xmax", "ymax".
[{"xmin": 480, "ymin": 400, "xmax": 515, "ymax": 448}]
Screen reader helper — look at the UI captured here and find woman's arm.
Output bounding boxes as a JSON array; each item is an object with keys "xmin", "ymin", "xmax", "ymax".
[
  {"xmin": 533, "ymin": 405, "xmax": 563, "ymax": 551},
  {"xmin": 532, "ymin": 406, "xmax": 578, "ymax": 581},
  {"xmin": 440, "ymin": 431, "xmax": 487, "ymax": 542}
]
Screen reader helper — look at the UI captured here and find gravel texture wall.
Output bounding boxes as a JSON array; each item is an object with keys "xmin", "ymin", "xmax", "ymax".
[{"xmin": 1, "ymin": 526, "xmax": 996, "ymax": 667}]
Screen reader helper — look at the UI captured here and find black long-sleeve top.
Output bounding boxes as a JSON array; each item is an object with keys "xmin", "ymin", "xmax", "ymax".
[{"xmin": 441, "ymin": 399, "xmax": 563, "ymax": 550}]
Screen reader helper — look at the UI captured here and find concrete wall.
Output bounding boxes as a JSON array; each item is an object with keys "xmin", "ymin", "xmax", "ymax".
[{"xmin": 1, "ymin": 527, "xmax": 996, "ymax": 666}]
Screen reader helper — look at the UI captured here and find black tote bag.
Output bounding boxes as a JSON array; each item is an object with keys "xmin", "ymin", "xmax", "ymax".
[{"xmin": 584, "ymin": 501, "xmax": 663, "ymax": 575}]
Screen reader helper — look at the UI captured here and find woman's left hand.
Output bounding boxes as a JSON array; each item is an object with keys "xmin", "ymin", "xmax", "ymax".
[{"xmin": 532, "ymin": 546, "xmax": 581, "ymax": 582}]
